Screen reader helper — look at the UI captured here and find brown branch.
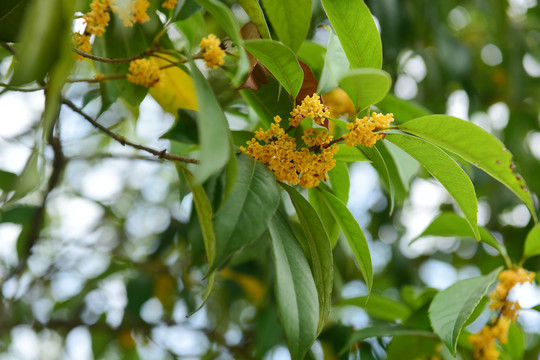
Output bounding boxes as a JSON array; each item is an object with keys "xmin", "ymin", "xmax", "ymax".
[
  {"xmin": 66, "ymin": 74, "xmax": 126, "ymax": 83},
  {"xmin": 73, "ymin": 47, "xmax": 154, "ymax": 63},
  {"xmin": 62, "ymin": 98, "xmax": 199, "ymax": 164}
]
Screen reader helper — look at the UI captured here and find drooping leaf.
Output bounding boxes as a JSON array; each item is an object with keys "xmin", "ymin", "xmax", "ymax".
[
  {"xmin": 210, "ymin": 154, "xmax": 280, "ymax": 272},
  {"xmin": 524, "ymin": 223, "xmax": 540, "ymax": 259},
  {"xmin": 429, "ymin": 267, "xmax": 501, "ymax": 355},
  {"xmin": 268, "ymin": 212, "xmax": 319, "ymax": 360},
  {"xmin": 179, "ymin": 166, "xmax": 216, "ymax": 266},
  {"xmin": 360, "ymin": 144, "xmax": 394, "ymax": 214},
  {"xmin": 260, "ymin": 0, "xmax": 312, "ymax": 53},
  {"xmin": 189, "ymin": 60, "xmax": 231, "ymax": 184},
  {"xmin": 150, "ymin": 56, "xmax": 198, "ymax": 113},
  {"xmin": 237, "ymin": 0, "xmax": 271, "ymax": 39},
  {"xmin": 188, "ymin": 272, "xmax": 215, "ymax": 316},
  {"xmin": 0, "ymin": 0, "xmax": 30, "ymax": 42},
  {"xmin": 196, "ymin": 0, "xmax": 242, "ymax": 44},
  {"xmin": 317, "ymin": 27, "xmax": 350, "ymax": 94},
  {"xmin": 386, "ymin": 133, "xmax": 479, "ymax": 240},
  {"xmin": 338, "ymin": 294, "xmax": 411, "ymax": 322},
  {"xmin": 398, "ymin": 115, "xmax": 537, "ymax": 222},
  {"xmin": 412, "ymin": 212, "xmax": 508, "ymax": 257},
  {"xmin": 243, "ymin": 39, "xmax": 304, "ymax": 98},
  {"xmin": 281, "ymin": 184, "xmax": 333, "ymax": 332},
  {"xmin": 161, "ymin": 109, "xmax": 199, "ymax": 144},
  {"xmin": 319, "ymin": 189, "xmax": 372, "ymax": 294},
  {"xmin": 308, "ymin": 188, "xmax": 340, "ymax": 248},
  {"xmin": 338, "ymin": 68, "xmax": 392, "ymax": 112},
  {"xmin": 328, "ymin": 161, "xmax": 350, "ymax": 204},
  {"xmin": 321, "ymin": 0, "xmax": 382, "ymax": 69}
]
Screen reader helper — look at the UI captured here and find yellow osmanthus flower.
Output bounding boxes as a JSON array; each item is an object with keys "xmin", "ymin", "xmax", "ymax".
[
  {"xmin": 469, "ymin": 268, "xmax": 535, "ymax": 359},
  {"xmin": 342, "ymin": 112, "xmax": 394, "ymax": 148},
  {"xmin": 110, "ymin": 0, "xmax": 150, "ymax": 27},
  {"xmin": 84, "ymin": 0, "xmax": 111, "ymax": 36},
  {"xmin": 72, "ymin": 33, "xmax": 92, "ymax": 61},
  {"xmin": 94, "ymin": 73, "xmax": 106, "ymax": 81},
  {"xmin": 290, "ymin": 93, "xmax": 330, "ymax": 127},
  {"xmin": 240, "ymin": 113, "xmax": 338, "ymax": 188},
  {"xmin": 200, "ymin": 34, "xmax": 226, "ymax": 69},
  {"xmin": 126, "ymin": 58, "xmax": 162, "ymax": 87},
  {"xmin": 161, "ymin": 0, "xmax": 177, "ymax": 10}
]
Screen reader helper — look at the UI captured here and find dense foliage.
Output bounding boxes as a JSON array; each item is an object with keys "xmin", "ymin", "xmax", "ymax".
[{"xmin": 1, "ymin": 0, "xmax": 540, "ymax": 359}]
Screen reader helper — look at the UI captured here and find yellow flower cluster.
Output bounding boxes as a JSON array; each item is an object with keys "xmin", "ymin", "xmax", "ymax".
[
  {"xmin": 84, "ymin": 0, "xmax": 110, "ymax": 36},
  {"xmin": 111, "ymin": 0, "xmax": 151, "ymax": 27},
  {"xmin": 290, "ymin": 94, "xmax": 330, "ymax": 127},
  {"xmin": 73, "ymin": 33, "xmax": 92, "ymax": 61},
  {"xmin": 161, "ymin": 0, "xmax": 178, "ymax": 10},
  {"xmin": 126, "ymin": 58, "xmax": 162, "ymax": 87},
  {"xmin": 200, "ymin": 34, "xmax": 226, "ymax": 69},
  {"xmin": 241, "ymin": 113, "xmax": 338, "ymax": 188},
  {"xmin": 342, "ymin": 112, "xmax": 394, "ymax": 148},
  {"xmin": 469, "ymin": 268, "xmax": 535, "ymax": 360}
]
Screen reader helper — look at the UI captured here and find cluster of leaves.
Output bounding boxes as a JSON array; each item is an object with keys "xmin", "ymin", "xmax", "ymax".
[{"xmin": 1, "ymin": 0, "xmax": 540, "ymax": 359}]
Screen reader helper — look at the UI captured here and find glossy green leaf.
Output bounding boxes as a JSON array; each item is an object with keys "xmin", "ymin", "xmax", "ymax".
[
  {"xmin": 524, "ymin": 223, "xmax": 540, "ymax": 259},
  {"xmin": 243, "ymin": 39, "xmax": 304, "ymax": 98},
  {"xmin": 321, "ymin": 0, "xmax": 382, "ymax": 69},
  {"xmin": 211, "ymin": 154, "xmax": 280, "ymax": 272},
  {"xmin": 268, "ymin": 212, "xmax": 319, "ymax": 360},
  {"xmin": 361, "ymin": 144, "xmax": 394, "ymax": 214},
  {"xmin": 180, "ymin": 166, "xmax": 216, "ymax": 266},
  {"xmin": 398, "ymin": 115, "xmax": 537, "ymax": 222},
  {"xmin": 308, "ymin": 188, "xmax": 340, "ymax": 248},
  {"xmin": 10, "ymin": 0, "xmax": 61, "ymax": 84},
  {"xmin": 386, "ymin": 133, "xmax": 479, "ymax": 240},
  {"xmin": 377, "ymin": 94, "xmax": 431, "ymax": 123},
  {"xmin": 260, "ymin": 0, "xmax": 311, "ymax": 53},
  {"xmin": 328, "ymin": 161, "xmax": 350, "ymax": 204},
  {"xmin": 413, "ymin": 212, "xmax": 508, "ymax": 257},
  {"xmin": 334, "ymin": 144, "xmax": 370, "ymax": 162},
  {"xmin": 338, "ymin": 293, "xmax": 410, "ymax": 322},
  {"xmin": 173, "ymin": 0, "xmax": 202, "ymax": 21},
  {"xmin": 342, "ymin": 325, "xmax": 434, "ymax": 355},
  {"xmin": 281, "ymin": 184, "xmax": 333, "ymax": 332},
  {"xmin": 0, "ymin": 170, "xmax": 17, "ymax": 192},
  {"xmin": 189, "ymin": 60, "xmax": 231, "ymax": 184},
  {"xmin": 378, "ymin": 140, "xmax": 418, "ymax": 206},
  {"xmin": 162, "ymin": 109, "xmax": 199, "ymax": 144},
  {"xmin": 319, "ymin": 189, "xmax": 372, "ymax": 294},
  {"xmin": 196, "ymin": 0, "xmax": 241, "ymax": 44},
  {"xmin": 338, "ymin": 68, "xmax": 392, "ymax": 112},
  {"xmin": 297, "ymin": 41, "xmax": 327, "ymax": 79},
  {"xmin": 237, "ymin": 0, "xmax": 271, "ymax": 39},
  {"xmin": 317, "ymin": 27, "xmax": 349, "ymax": 94},
  {"xmin": 429, "ymin": 267, "xmax": 501, "ymax": 355}
]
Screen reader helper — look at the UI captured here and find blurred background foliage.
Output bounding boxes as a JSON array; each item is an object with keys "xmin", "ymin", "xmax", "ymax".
[{"xmin": 1, "ymin": 0, "xmax": 540, "ymax": 359}]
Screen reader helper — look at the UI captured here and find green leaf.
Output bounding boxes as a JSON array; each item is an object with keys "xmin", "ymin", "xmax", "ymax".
[
  {"xmin": 162, "ymin": 109, "xmax": 199, "ymax": 144},
  {"xmin": 338, "ymin": 68, "xmax": 392, "ymax": 112},
  {"xmin": 321, "ymin": 0, "xmax": 382, "ymax": 69},
  {"xmin": 334, "ymin": 144, "xmax": 370, "ymax": 162},
  {"xmin": 317, "ymin": 27, "xmax": 349, "ymax": 94},
  {"xmin": 308, "ymin": 188, "xmax": 340, "ymax": 248},
  {"xmin": 0, "ymin": 170, "xmax": 17, "ymax": 192},
  {"xmin": 297, "ymin": 41, "xmax": 327, "ymax": 79},
  {"xmin": 342, "ymin": 325, "xmax": 434, "ymax": 355},
  {"xmin": 398, "ymin": 115, "xmax": 537, "ymax": 222},
  {"xmin": 237, "ymin": 0, "xmax": 271, "ymax": 39},
  {"xmin": 0, "ymin": 0, "xmax": 30, "ymax": 42},
  {"xmin": 188, "ymin": 272, "xmax": 215, "ymax": 316},
  {"xmin": 376, "ymin": 94, "xmax": 431, "ymax": 123},
  {"xmin": 328, "ymin": 161, "xmax": 350, "ymax": 204},
  {"xmin": 10, "ymin": 149, "xmax": 40, "ymax": 202},
  {"xmin": 126, "ymin": 275, "xmax": 153, "ymax": 318},
  {"xmin": 196, "ymin": 0, "xmax": 242, "ymax": 44},
  {"xmin": 260, "ymin": 0, "xmax": 312, "ymax": 53},
  {"xmin": 337, "ymin": 293, "xmax": 411, "ymax": 322},
  {"xmin": 501, "ymin": 323, "xmax": 525, "ymax": 360},
  {"xmin": 413, "ymin": 212, "xmax": 508, "ymax": 258},
  {"xmin": 210, "ymin": 154, "xmax": 280, "ymax": 271},
  {"xmin": 173, "ymin": 0, "xmax": 202, "ymax": 21},
  {"xmin": 268, "ymin": 212, "xmax": 319, "ymax": 360},
  {"xmin": 243, "ymin": 39, "xmax": 304, "ymax": 98},
  {"xmin": 378, "ymin": 140, "xmax": 418, "ymax": 206},
  {"xmin": 429, "ymin": 267, "xmax": 501, "ymax": 355},
  {"xmin": 524, "ymin": 224, "xmax": 540, "ymax": 259},
  {"xmin": 360, "ymin": 144, "xmax": 394, "ymax": 214},
  {"xmin": 281, "ymin": 184, "xmax": 333, "ymax": 332},
  {"xmin": 179, "ymin": 166, "xmax": 216, "ymax": 266},
  {"xmin": 319, "ymin": 189, "xmax": 372, "ymax": 294},
  {"xmin": 189, "ymin": 60, "xmax": 231, "ymax": 184},
  {"xmin": 386, "ymin": 133, "xmax": 479, "ymax": 240}
]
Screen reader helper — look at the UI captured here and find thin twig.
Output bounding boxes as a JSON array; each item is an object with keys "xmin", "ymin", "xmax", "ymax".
[
  {"xmin": 0, "ymin": 82, "xmax": 45, "ymax": 92},
  {"xmin": 62, "ymin": 98, "xmax": 199, "ymax": 164},
  {"xmin": 73, "ymin": 47, "xmax": 154, "ymax": 63},
  {"xmin": 66, "ymin": 74, "xmax": 126, "ymax": 83}
]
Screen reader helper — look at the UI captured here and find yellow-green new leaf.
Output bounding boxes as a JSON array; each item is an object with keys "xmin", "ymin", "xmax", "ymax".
[
  {"xmin": 398, "ymin": 115, "xmax": 537, "ymax": 222},
  {"xmin": 386, "ymin": 133, "xmax": 479, "ymax": 240},
  {"xmin": 321, "ymin": 0, "xmax": 382, "ymax": 69}
]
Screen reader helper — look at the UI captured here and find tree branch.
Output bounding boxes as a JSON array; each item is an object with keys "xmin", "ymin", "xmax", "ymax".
[
  {"xmin": 62, "ymin": 99, "xmax": 199, "ymax": 164},
  {"xmin": 72, "ymin": 48, "xmax": 154, "ymax": 63}
]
